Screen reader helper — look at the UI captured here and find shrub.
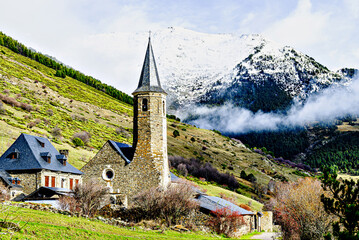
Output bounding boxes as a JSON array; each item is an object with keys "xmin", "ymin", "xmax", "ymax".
[
  {"xmin": 46, "ymin": 109, "xmax": 54, "ymax": 116},
  {"xmin": 0, "ymin": 185, "xmax": 9, "ymax": 201},
  {"xmin": 173, "ymin": 130, "xmax": 180, "ymax": 138},
  {"xmin": 0, "ymin": 101, "xmax": 5, "ymax": 114},
  {"xmin": 27, "ymin": 121, "xmax": 37, "ymax": 128},
  {"xmin": 115, "ymin": 127, "xmax": 130, "ymax": 138},
  {"xmin": 59, "ymin": 195, "xmax": 79, "ymax": 212},
  {"xmin": 73, "ymin": 137, "xmax": 84, "ymax": 147},
  {"xmin": 269, "ymin": 178, "xmax": 334, "ymax": 240},
  {"xmin": 51, "ymin": 127, "xmax": 62, "ymax": 138},
  {"xmin": 177, "ymin": 163, "xmax": 188, "ymax": 176},
  {"xmin": 207, "ymin": 207, "xmax": 245, "ymax": 237},
  {"xmin": 73, "ymin": 131, "xmax": 91, "ymax": 144},
  {"xmin": 59, "ymin": 179, "xmax": 109, "ymax": 217},
  {"xmin": 190, "ymin": 137, "xmax": 195, "ymax": 142},
  {"xmin": 131, "ymin": 183, "xmax": 198, "ymax": 226},
  {"xmin": 20, "ymin": 102, "xmax": 33, "ymax": 111},
  {"xmin": 169, "ymin": 156, "xmax": 240, "ymax": 190}
]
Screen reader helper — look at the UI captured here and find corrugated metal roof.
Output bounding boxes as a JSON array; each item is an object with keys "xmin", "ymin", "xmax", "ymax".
[
  {"xmin": 0, "ymin": 133, "xmax": 82, "ymax": 175},
  {"xmin": 197, "ymin": 195, "xmax": 254, "ymax": 215},
  {"xmin": 133, "ymin": 37, "xmax": 166, "ymax": 94}
]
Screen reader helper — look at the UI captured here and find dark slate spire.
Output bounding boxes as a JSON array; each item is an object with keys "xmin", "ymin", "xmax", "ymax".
[{"xmin": 133, "ymin": 34, "xmax": 166, "ymax": 94}]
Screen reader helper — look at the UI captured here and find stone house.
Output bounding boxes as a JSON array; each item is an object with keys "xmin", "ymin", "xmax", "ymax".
[
  {"xmin": 0, "ymin": 170, "xmax": 23, "ymax": 199},
  {"xmin": 81, "ymin": 36, "xmax": 170, "ymax": 205},
  {"xmin": 0, "ymin": 133, "xmax": 83, "ymax": 195}
]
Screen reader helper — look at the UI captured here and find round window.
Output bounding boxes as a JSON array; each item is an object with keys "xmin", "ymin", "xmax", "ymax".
[
  {"xmin": 106, "ymin": 170, "xmax": 114, "ymax": 179},
  {"xmin": 102, "ymin": 168, "xmax": 115, "ymax": 181}
]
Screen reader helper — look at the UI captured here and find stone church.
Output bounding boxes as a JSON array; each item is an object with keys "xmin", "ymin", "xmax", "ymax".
[{"xmin": 81, "ymin": 37, "xmax": 170, "ymax": 205}]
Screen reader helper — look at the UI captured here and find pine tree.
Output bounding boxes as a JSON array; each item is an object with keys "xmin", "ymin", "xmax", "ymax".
[{"xmin": 321, "ymin": 168, "xmax": 359, "ymax": 239}]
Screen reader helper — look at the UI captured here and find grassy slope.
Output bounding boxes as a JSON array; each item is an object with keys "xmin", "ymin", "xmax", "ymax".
[
  {"xmin": 0, "ymin": 45, "xmax": 299, "ymax": 193},
  {"xmin": 0, "ymin": 205, "xmax": 224, "ymax": 240}
]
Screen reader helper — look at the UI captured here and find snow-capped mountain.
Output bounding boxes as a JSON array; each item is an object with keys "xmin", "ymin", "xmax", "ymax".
[{"xmin": 147, "ymin": 27, "xmax": 356, "ymax": 113}]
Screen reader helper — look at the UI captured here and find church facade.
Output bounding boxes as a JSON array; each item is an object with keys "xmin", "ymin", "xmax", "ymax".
[{"xmin": 81, "ymin": 37, "xmax": 170, "ymax": 205}]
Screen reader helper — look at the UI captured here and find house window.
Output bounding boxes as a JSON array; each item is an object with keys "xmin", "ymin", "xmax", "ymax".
[
  {"xmin": 45, "ymin": 176, "xmax": 49, "ymax": 187},
  {"xmin": 61, "ymin": 178, "xmax": 65, "ymax": 188},
  {"xmin": 7, "ymin": 152, "xmax": 18, "ymax": 159},
  {"xmin": 163, "ymin": 101, "xmax": 165, "ymax": 115},
  {"xmin": 142, "ymin": 98, "xmax": 148, "ymax": 111},
  {"xmin": 69, "ymin": 178, "xmax": 73, "ymax": 190},
  {"xmin": 51, "ymin": 176, "xmax": 56, "ymax": 187},
  {"xmin": 75, "ymin": 179, "xmax": 79, "ymax": 187},
  {"xmin": 47, "ymin": 157, "xmax": 51, "ymax": 163},
  {"xmin": 37, "ymin": 139, "xmax": 45, "ymax": 147}
]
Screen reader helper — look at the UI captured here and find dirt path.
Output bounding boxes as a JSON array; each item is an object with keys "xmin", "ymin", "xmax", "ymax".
[{"xmin": 250, "ymin": 232, "xmax": 280, "ymax": 239}]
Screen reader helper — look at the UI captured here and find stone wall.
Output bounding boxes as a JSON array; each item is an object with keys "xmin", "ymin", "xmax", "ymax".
[
  {"xmin": 260, "ymin": 211, "xmax": 273, "ymax": 232},
  {"xmin": 82, "ymin": 91, "xmax": 171, "ymax": 206},
  {"xmin": 233, "ymin": 215, "xmax": 254, "ymax": 237},
  {"xmin": 10, "ymin": 172, "xmax": 40, "ymax": 194},
  {"xmin": 132, "ymin": 92, "xmax": 170, "ymax": 190},
  {"xmin": 10, "ymin": 170, "xmax": 82, "ymax": 194}
]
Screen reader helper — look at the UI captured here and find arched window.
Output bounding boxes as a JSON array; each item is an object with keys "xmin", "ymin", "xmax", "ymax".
[
  {"xmin": 163, "ymin": 101, "xmax": 165, "ymax": 115},
  {"xmin": 142, "ymin": 98, "xmax": 148, "ymax": 111}
]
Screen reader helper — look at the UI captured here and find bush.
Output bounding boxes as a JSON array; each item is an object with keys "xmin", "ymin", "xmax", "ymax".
[
  {"xmin": 131, "ymin": 183, "xmax": 198, "ymax": 226},
  {"xmin": 72, "ymin": 137, "xmax": 84, "ymax": 147},
  {"xmin": 73, "ymin": 131, "xmax": 91, "ymax": 144},
  {"xmin": 169, "ymin": 156, "xmax": 240, "ymax": 190},
  {"xmin": 0, "ymin": 101, "xmax": 5, "ymax": 114},
  {"xmin": 0, "ymin": 185, "xmax": 9, "ymax": 201},
  {"xmin": 46, "ymin": 109, "xmax": 54, "ymax": 116},
  {"xmin": 173, "ymin": 130, "xmax": 180, "ymax": 138},
  {"xmin": 269, "ymin": 178, "xmax": 334, "ymax": 240},
  {"xmin": 59, "ymin": 179, "xmax": 109, "ymax": 217},
  {"xmin": 51, "ymin": 127, "xmax": 62, "ymax": 138},
  {"xmin": 207, "ymin": 207, "xmax": 245, "ymax": 237}
]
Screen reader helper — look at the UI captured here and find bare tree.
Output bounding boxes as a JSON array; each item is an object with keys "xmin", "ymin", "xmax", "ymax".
[
  {"xmin": 72, "ymin": 179, "xmax": 110, "ymax": 217},
  {"xmin": 268, "ymin": 178, "xmax": 335, "ymax": 240}
]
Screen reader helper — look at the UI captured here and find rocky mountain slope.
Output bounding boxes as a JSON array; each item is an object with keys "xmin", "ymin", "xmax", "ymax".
[{"xmin": 146, "ymin": 27, "xmax": 356, "ymax": 113}]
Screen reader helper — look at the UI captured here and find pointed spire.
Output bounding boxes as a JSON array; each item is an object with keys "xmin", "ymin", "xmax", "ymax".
[{"xmin": 133, "ymin": 33, "xmax": 166, "ymax": 94}]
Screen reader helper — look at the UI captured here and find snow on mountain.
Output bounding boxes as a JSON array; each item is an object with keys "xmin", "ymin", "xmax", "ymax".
[{"xmin": 146, "ymin": 27, "xmax": 355, "ymax": 113}]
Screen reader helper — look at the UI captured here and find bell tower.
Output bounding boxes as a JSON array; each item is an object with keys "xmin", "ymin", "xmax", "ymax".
[{"xmin": 132, "ymin": 35, "xmax": 170, "ymax": 189}]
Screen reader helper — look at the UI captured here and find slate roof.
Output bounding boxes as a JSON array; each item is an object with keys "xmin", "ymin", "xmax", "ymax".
[
  {"xmin": 196, "ymin": 195, "xmax": 254, "ymax": 215},
  {"xmin": 0, "ymin": 170, "xmax": 23, "ymax": 189},
  {"xmin": 133, "ymin": 37, "xmax": 166, "ymax": 94},
  {"xmin": 0, "ymin": 133, "xmax": 82, "ymax": 175},
  {"xmin": 108, "ymin": 140, "xmax": 134, "ymax": 164}
]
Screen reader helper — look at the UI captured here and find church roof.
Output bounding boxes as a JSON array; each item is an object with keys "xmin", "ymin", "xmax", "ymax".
[
  {"xmin": 0, "ymin": 133, "xmax": 82, "ymax": 175},
  {"xmin": 108, "ymin": 140, "xmax": 134, "ymax": 164},
  {"xmin": 133, "ymin": 36, "xmax": 166, "ymax": 94}
]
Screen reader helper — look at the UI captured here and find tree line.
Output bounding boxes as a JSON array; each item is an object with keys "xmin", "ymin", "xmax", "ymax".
[{"xmin": 0, "ymin": 32, "xmax": 133, "ymax": 105}]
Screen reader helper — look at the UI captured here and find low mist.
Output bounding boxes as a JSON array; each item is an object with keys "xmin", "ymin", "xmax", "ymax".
[{"xmin": 176, "ymin": 76, "xmax": 359, "ymax": 134}]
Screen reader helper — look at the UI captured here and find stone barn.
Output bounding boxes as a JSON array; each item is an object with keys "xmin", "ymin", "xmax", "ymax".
[
  {"xmin": 81, "ymin": 36, "xmax": 170, "ymax": 205},
  {"xmin": 0, "ymin": 133, "xmax": 83, "ymax": 195}
]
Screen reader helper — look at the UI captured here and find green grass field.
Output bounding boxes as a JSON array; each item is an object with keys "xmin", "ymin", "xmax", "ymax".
[{"xmin": 0, "ymin": 205, "xmax": 225, "ymax": 240}]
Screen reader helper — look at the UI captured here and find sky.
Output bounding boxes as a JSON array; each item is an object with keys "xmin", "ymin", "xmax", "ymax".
[{"xmin": 0, "ymin": 0, "xmax": 358, "ymax": 94}]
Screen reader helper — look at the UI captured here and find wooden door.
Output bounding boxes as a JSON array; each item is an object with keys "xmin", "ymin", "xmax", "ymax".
[
  {"xmin": 45, "ymin": 176, "xmax": 49, "ymax": 187},
  {"xmin": 69, "ymin": 178, "xmax": 73, "ymax": 190},
  {"xmin": 51, "ymin": 176, "xmax": 56, "ymax": 187}
]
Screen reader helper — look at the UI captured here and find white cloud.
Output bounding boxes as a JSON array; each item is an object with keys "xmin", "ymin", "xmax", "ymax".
[{"xmin": 184, "ymin": 75, "xmax": 359, "ymax": 134}]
